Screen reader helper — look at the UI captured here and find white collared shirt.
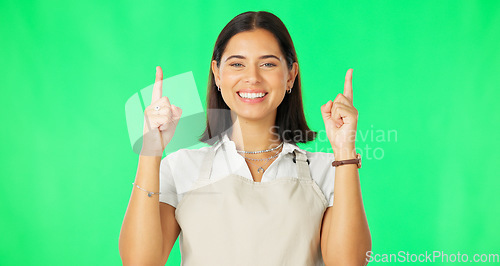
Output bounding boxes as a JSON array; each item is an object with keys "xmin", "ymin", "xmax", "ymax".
[{"xmin": 159, "ymin": 133, "xmax": 336, "ymax": 207}]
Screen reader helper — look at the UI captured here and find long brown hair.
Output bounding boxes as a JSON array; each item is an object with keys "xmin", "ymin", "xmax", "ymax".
[{"xmin": 198, "ymin": 11, "xmax": 317, "ymax": 145}]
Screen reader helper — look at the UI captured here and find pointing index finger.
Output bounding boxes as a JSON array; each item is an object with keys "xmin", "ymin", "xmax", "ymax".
[
  {"xmin": 151, "ymin": 66, "xmax": 163, "ymax": 104},
  {"xmin": 343, "ymin": 68, "xmax": 353, "ymax": 103}
]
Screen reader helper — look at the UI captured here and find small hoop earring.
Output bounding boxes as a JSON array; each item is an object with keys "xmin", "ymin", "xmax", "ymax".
[
  {"xmin": 217, "ymin": 85, "xmax": 221, "ymax": 91},
  {"xmin": 287, "ymin": 87, "xmax": 292, "ymax": 94}
]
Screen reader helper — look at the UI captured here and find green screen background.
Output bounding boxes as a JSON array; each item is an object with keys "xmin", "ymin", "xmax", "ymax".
[{"xmin": 1, "ymin": 0, "xmax": 499, "ymax": 265}]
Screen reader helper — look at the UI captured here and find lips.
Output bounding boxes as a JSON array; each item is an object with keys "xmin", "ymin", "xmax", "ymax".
[
  {"xmin": 236, "ymin": 91, "xmax": 268, "ymax": 103},
  {"xmin": 237, "ymin": 91, "xmax": 267, "ymax": 98}
]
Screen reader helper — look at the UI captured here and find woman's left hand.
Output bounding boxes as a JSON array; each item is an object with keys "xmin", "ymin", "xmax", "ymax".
[{"xmin": 320, "ymin": 69, "xmax": 358, "ymax": 159}]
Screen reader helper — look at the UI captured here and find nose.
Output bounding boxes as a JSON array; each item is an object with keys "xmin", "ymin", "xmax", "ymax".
[{"xmin": 244, "ymin": 64, "xmax": 261, "ymax": 85}]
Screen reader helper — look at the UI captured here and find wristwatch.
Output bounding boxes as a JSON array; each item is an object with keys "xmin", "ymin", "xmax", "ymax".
[{"xmin": 331, "ymin": 153, "xmax": 362, "ymax": 168}]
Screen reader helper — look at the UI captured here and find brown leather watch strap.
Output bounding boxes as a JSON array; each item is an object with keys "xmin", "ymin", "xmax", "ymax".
[{"xmin": 331, "ymin": 153, "xmax": 361, "ymax": 168}]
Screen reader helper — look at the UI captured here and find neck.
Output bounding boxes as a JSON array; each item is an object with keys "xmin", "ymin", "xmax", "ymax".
[{"xmin": 229, "ymin": 114, "xmax": 282, "ymax": 153}]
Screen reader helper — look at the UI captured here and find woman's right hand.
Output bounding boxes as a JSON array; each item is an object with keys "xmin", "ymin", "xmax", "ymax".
[{"xmin": 141, "ymin": 66, "xmax": 182, "ymax": 156}]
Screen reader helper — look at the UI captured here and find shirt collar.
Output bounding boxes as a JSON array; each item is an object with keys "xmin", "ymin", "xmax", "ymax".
[{"xmin": 212, "ymin": 132, "xmax": 306, "ymax": 155}]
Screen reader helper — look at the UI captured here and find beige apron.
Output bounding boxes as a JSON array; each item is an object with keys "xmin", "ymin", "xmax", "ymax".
[{"xmin": 174, "ymin": 144, "xmax": 329, "ymax": 265}]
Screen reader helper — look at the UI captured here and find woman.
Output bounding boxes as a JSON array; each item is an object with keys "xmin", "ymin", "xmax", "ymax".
[{"xmin": 119, "ymin": 11, "xmax": 371, "ymax": 266}]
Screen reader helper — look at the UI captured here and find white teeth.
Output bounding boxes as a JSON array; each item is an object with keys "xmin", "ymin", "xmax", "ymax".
[{"xmin": 238, "ymin": 92, "xmax": 266, "ymax": 99}]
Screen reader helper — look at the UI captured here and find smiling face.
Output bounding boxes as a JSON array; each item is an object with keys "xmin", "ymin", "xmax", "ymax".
[{"xmin": 212, "ymin": 28, "xmax": 298, "ymax": 122}]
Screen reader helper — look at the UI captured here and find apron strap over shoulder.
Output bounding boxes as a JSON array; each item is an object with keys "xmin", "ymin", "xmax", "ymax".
[
  {"xmin": 293, "ymin": 150, "xmax": 312, "ymax": 181},
  {"xmin": 199, "ymin": 146, "xmax": 216, "ymax": 181}
]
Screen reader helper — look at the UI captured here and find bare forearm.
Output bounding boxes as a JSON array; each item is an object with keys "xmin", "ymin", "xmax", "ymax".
[
  {"xmin": 327, "ymin": 152, "xmax": 371, "ymax": 265},
  {"xmin": 119, "ymin": 155, "xmax": 163, "ymax": 265}
]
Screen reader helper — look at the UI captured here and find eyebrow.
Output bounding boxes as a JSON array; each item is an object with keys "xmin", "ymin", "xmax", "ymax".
[{"xmin": 225, "ymin": 54, "xmax": 280, "ymax": 62}]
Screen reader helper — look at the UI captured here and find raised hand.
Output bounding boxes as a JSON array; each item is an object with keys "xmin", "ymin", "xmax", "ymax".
[
  {"xmin": 320, "ymin": 69, "xmax": 358, "ymax": 160},
  {"xmin": 141, "ymin": 66, "xmax": 183, "ymax": 156}
]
